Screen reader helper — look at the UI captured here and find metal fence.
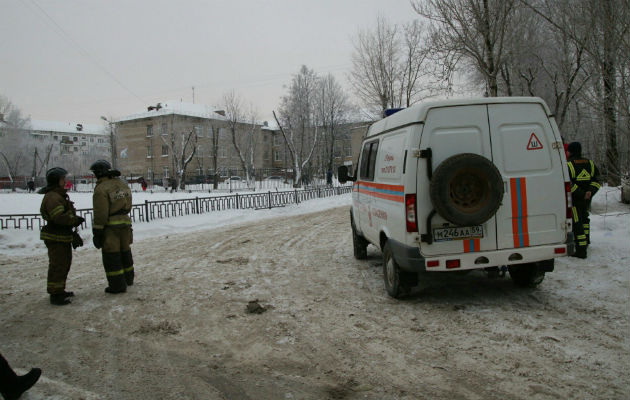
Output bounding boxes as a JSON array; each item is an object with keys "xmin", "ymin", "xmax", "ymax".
[{"xmin": 0, "ymin": 185, "xmax": 352, "ymax": 231}]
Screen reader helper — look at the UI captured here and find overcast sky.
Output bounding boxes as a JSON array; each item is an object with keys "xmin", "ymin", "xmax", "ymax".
[{"xmin": 1, "ymin": 0, "xmax": 420, "ymax": 124}]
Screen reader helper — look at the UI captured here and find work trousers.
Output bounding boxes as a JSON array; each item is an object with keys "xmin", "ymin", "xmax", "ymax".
[
  {"xmin": 572, "ymin": 204, "xmax": 590, "ymax": 257},
  {"xmin": 101, "ymin": 226, "xmax": 134, "ymax": 289},
  {"xmin": 45, "ymin": 240, "xmax": 72, "ymax": 294}
]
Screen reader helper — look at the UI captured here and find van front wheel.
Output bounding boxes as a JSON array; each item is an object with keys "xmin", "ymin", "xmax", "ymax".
[
  {"xmin": 351, "ymin": 215, "xmax": 368, "ymax": 260},
  {"xmin": 383, "ymin": 242, "xmax": 416, "ymax": 298},
  {"xmin": 508, "ymin": 263, "xmax": 545, "ymax": 288}
]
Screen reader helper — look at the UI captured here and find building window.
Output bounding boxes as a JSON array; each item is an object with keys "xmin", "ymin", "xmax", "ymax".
[
  {"xmin": 73, "ymin": 137, "xmax": 78, "ymax": 142},
  {"xmin": 219, "ymin": 128, "xmax": 226, "ymax": 138},
  {"xmin": 147, "ymin": 125, "xmax": 153, "ymax": 137},
  {"xmin": 53, "ymin": 135, "xmax": 58, "ymax": 140},
  {"xmin": 98, "ymin": 138, "xmax": 104, "ymax": 143},
  {"xmin": 161, "ymin": 123, "xmax": 168, "ymax": 136},
  {"xmin": 194, "ymin": 126, "xmax": 202, "ymax": 137},
  {"xmin": 161, "ymin": 145, "xmax": 168, "ymax": 156},
  {"xmin": 162, "ymin": 166, "xmax": 169, "ymax": 178},
  {"xmin": 273, "ymin": 134, "xmax": 282, "ymax": 146},
  {"xmin": 219, "ymin": 147, "xmax": 227, "ymax": 158},
  {"xmin": 147, "ymin": 167, "xmax": 153, "ymax": 180},
  {"xmin": 147, "ymin": 143, "xmax": 153, "ymax": 158},
  {"xmin": 90, "ymin": 137, "xmax": 94, "ymax": 143},
  {"xmin": 274, "ymin": 150, "xmax": 281, "ymax": 162},
  {"xmin": 73, "ymin": 146, "xmax": 78, "ymax": 151}
]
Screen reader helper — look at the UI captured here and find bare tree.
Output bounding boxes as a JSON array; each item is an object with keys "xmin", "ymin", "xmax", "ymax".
[
  {"xmin": 160, "ymin": 129, "xmax": 197, "ymax": 190},
  {"xmin": 223, "ymin": 91, "xmax": 260, "ymax": 185},
  {"xmin": 0, "ymin": 95, "xmax": 31, "ymax": 191},
  {"xmin": 314, "ymin": 73, "xmax": 350, "ymax": 173},
  {"xmin": 413, "ymin": 0, "xmax": 517, "ymax": 97},
  {"xmin": 519, "ymin": 0, "xmax": 630, "ymax": 183},
  {"xmin": 349, "ymin": 18, "xmax": 434, "ymax": 115},
  {"xmin": 274, "ymin": 65, "xmax": 320, "ymax": 187}
]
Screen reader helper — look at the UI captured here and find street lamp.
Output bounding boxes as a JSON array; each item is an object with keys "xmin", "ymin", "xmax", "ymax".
[{"xmin": 101, "ymin": 116, "xmax": 117, "ymax": 169}]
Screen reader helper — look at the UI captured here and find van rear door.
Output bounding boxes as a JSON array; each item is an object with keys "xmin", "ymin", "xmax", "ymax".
[
  {"xmin": 488, "ymin": 103, "xmax": 566, "ymax": 249},
  {"xmin": 417, "ymin": 105, "xmax": 499, "ymax": 256}
]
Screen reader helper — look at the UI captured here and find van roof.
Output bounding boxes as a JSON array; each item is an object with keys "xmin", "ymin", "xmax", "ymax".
[{"xmin": 366, "ymin": 97, "xmax": 552, "ymax": 137}]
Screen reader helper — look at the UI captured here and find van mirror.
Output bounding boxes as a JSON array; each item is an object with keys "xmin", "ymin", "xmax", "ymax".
[{"xmin": 338, "ymin": 166, "xmax": 355, "ymax": 183}]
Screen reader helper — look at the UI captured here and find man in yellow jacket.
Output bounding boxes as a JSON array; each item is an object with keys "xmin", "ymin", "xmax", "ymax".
[
  {"xmin": 39, "ymin": 167, "xmax": 84, "ymax": 305},
  {"xmin": 90, "ymin": 160, "xmax": 134, "ymax": 293}
]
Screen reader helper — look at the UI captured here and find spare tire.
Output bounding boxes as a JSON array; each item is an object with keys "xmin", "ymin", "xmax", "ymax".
[{"xmin": 429, "ymin": 153, "xmax": 504, "ymax": 226}]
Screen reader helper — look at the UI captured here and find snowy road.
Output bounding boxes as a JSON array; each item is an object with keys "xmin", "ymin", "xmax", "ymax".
[{"xmin": 1, "ymin": 203, "xmax": 629, "ymax": 399}]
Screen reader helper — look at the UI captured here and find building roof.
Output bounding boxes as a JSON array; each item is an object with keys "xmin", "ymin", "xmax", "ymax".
[
  {"xmin": 30, "ymin": 120, "xmax": 107, "ymax": 135},
  {"xmin": 116, "ymin": 100, "xmax": 227, "ymax": 123},
  {"xmin": 261, "ymin": 119, "xmax": 279, "ymax": 131}
]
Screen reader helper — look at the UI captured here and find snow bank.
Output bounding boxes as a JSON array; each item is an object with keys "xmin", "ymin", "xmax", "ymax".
[{"xmin": 0, "ymin": 193, "xmax": 352, "ymax": 256}]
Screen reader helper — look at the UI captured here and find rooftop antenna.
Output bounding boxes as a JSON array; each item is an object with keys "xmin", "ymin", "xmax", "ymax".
[{"xmin": 192, "ymin": 86, "xmax": 195, "ymax": 104}]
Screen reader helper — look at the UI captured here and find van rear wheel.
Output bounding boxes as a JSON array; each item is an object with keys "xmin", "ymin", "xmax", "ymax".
[
  {"xmin": 430, "ymin": 153, "xmax": 504, "ymax": 226},
  {"xmin": 508, "ymin": 263, "xmax": 545, "ymax": 288},
  {"xmin": 383, "ymin": 241, "xmax": 416, "ymax": 298}
]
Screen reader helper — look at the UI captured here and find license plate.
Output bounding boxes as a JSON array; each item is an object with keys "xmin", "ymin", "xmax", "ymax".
[{"xmin": 433, "ymin": 225, "xmax": 483, "ymax": 242}]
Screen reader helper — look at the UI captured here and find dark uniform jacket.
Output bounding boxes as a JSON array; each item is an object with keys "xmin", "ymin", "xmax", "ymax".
[
  {"xmin": 93, "ymin": 176, "xmax": 132, "ymax": 230},
  {"xmin": 40, "ymin": 187, "xmax": 80, "ymax": 242},
  {"xmin": 568, "ymin": 156, "xmax": 601, "ymax": 206}
]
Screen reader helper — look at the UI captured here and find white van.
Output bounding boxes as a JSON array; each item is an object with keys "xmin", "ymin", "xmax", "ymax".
[{"xmin": 339, "ymin": 97, "xmax": 574, "ymax": 298}]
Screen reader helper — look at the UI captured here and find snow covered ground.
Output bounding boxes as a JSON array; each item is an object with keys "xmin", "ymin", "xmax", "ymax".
[{"xmin": 0, "ymin": 186, "xmax": 628, "ymax": 399}]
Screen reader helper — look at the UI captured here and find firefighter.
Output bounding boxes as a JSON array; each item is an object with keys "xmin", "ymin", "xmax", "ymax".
[
  {"xmin": 567, "ymin": 142, "xmax": 601, "ymax": 258},
  {"xmin": 90, "ymin": 160, "xmax": 134, "ymax": 293},
  {"xmin": 38, "ymin": 167, "xmax": 85, "ymax": 305},
  {"xmin": 0, "ymin": 353, "xmax": 41, "ymax": 400}
]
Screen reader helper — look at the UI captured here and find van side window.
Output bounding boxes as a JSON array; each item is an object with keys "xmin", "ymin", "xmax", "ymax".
[
  {"xmin": 359, "ymin": 140, "xmax": 379, "ymax": 181},
  {"xmin": 359, "ymin": 143, "xmax": 371, "ymax": 179}
]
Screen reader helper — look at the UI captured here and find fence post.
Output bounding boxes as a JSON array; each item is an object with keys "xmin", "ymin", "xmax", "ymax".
[
  {"xmin": 295, "ymin": 189, "xmax": 299, "ymax": 204},
  {"xmin": 236, "ymin": 193, "xmax": 239, "ymax": 209},
  {"xmin": 268, "ymin": 191, "xmax": 272, "ymax": 209},
  {"xmin": 195, "ymin": 197, "xmax": 200, "ymax": 214},
  {"xmin": 144, "ymin": 200, "xmax": 150, "ymax": 222}
]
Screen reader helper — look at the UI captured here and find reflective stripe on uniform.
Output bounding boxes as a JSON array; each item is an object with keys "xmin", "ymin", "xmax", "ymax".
[
  {"xmin": 572, "ymin": 207, "xmax": 579, "ymax": 222},
  {"xmin": 106, "ymin": 220, "xmax": 132, "ymax": 226},
  {"xmin": 93, "ymin": 224, "xmax": 105, "ymax": 229},
  {"xmin": 47, "ymin": 282, "xmax": 65, "ymax": 288},
  {"xmin": 124, "ymin": 266, "xmax": 134, "ymax": 273},
  {"xmin": 590, "ymin": 160, "xmax": 595, "ymax": 176},
  {"xmin": 49, "ymin": 205, "xmax": 65, "ymax": 218},
  {"xmin": 571, "ymin": 184, "xmax": 578, "ymax": 192},
  {"xmin": 40, "ymin": 232, "xmax": 72, "ymax": 242},
  {"xmin": 591, "ymin": 181, "xmax": 601, "ymax": 189},
  {"xmin": 106, "ymin": 269, "xmax": 125, "ymax": 277},
  {"xmin": 568, "ymin": 162, "xmax": 576, "ymax": 178},
  {"xmin": 578, "ymin": 241, "xmax": 587, "ymax": 246}
]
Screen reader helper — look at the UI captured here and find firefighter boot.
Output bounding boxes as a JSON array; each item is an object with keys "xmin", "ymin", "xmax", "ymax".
[
  {"xmin": 0, "ymin": 354, "xmax": 41, "ymax": 400},
  {"xmin": 121, "ymin": 250, "xmax": 134, "ymax": 286},
  {"xmin": 49, "ymin": 293, "xmax": 71, "ymax": 306},
  {"xmin": 102, "ymin": 252, "xmax": 127, "ymax": 294}
]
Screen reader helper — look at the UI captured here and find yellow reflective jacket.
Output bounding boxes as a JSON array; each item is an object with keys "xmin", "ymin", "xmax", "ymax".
[
  {"xmin": 40, "ymin": 187, "xmax": 79, "ymax": 242},
  {"xmin": 567, "ymin": 156, "xmax": 601, "ymax": 205},
  {"xmin": 93, "ymin": 176, "xmax": 132, "ymax": 230}
]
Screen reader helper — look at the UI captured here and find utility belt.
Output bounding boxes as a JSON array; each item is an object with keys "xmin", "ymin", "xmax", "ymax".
[
  {"xmin": 41, "ymin": 224, "xmax": 73, "ymax": 242},
  {"xmin": 106, "ymin": 212, "xmax": 132, "ymax": 227},
  {"xmin": 110, "ymin": 209, "xmax": 130, "ymax": 216}
]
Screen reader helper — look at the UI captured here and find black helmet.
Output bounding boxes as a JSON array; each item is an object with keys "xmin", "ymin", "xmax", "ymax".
[
  {"xmin": 90, "ymin": 159, "xmax": 112, "ymax": 178},
  {"xmin": 45, "ymin": 167, "xmax": 68, "ymax": 187}
]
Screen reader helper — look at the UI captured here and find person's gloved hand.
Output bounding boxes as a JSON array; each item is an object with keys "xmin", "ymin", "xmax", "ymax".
[
  {"xmin": 74, "ymin": 216, "xmax": 86, "ymax": 227},
  {"xmin": 92, "ymin": 229, "xmax": 104, "ymax": 249}
]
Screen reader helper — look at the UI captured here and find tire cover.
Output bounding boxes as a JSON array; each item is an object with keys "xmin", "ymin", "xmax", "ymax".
[{"xmin": 429, "ymin": 153, "xmax": 504, "ymax": 226}]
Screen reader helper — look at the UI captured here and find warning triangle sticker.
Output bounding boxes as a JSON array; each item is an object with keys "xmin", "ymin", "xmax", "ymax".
[{"xmin": 527, "ymin": 133, "xmax": 543, "ymax": 150}]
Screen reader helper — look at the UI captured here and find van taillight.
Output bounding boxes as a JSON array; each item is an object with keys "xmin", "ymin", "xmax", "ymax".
[
  {"xmin": 405, "ymin": 194, "xmax": 418, "ymax": 232},
  {"xmin": 564, "ymin": 182, "xmax": 573, "ymax": 219}
]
